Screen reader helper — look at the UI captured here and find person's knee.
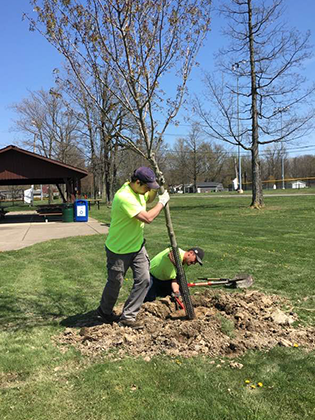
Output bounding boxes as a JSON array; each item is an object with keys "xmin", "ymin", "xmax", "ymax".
[
  {"xmin": 142, "ymin": 275, "xmax": 151, "ymax": 288},
  {"xmin": 107, "ymin": 270, "xmax": 124, "ymax": 288}
]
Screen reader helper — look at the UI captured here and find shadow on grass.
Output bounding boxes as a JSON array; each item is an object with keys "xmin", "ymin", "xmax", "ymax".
[
  {"xmin": 60, "ymin": 310, "xmax": 106, "ymax": 328},
  {"xmin": 0, "ymin": 293, "xmax": 101, "ymax": 331}
]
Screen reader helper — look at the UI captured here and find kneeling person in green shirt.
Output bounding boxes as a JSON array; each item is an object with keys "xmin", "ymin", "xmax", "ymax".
[{"xmin": 145, "ymin": 247, "xmax": 204, "ymax": 302}]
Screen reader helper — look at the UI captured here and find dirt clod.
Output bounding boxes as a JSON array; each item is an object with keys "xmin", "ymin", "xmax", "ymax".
[{"xmin": 56, "ymin": 290, "xmax": 315, "ymax": 360}]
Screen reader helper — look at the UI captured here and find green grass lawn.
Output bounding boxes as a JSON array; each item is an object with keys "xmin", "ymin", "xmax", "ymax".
[{"xmin": 0, "ymin": 194, "xmax": 314, "ymax": 419}]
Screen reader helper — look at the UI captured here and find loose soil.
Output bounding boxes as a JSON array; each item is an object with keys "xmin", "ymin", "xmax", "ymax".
[{"xmin": 56, "ymin": 290, "xmax": 315, "ymax": 360}]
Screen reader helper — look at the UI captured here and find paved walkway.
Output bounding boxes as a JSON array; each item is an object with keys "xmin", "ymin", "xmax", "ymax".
[{"xmin": 0, "ymin": 212, "xmax": 109, "ymax": 252}]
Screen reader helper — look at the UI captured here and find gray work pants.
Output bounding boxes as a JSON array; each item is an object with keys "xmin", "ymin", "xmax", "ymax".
[{"xmin": 99, "ymin": 245, "xmax": 150, "ymax": 321}]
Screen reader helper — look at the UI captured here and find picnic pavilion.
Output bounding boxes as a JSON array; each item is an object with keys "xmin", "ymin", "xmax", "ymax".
[{"xmin": 0, "ymin": 145, "xmax": 88, "ymax": 219}]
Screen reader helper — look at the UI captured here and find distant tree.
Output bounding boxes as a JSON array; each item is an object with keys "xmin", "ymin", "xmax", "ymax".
[
  {"xmin": 288, "ymin": 154, "xmax": 315, "ymax": 179},
  {"xmin": 239, "ymin": 155, "xmax": 252, "ymax": 190},
  {"xmin": 184, "ymin": 124, "xmax": 206, "ymax": 191},
  {"xmin": 167, "ymin": 133, "xmax": 232, "ymax": 189},
  {"xmin": 52, "ymin": 65, "xmax": 128, "ymax": 202},
  {"xmin": 261, "ymin": 144, "xmax": 286, "ymax": 183},
  {"xmin": 198, "ymin": 142, "xmax": 229, "ymax": 184},
  {"xmin": 166, "ymin": 125, "xmax": 205, "ymax": 190},
  {"xmin": 27, "ymin": 0, "xmax": 212, "ymax": 318},
  {"xmin": 114, "ymin": 140, "xmax": 169, "ymax": 188},
  {"xmin": 11, "ymin": 88, "xmax": 82, "ymax": 166},
  {"xmin": 166, "ymin": 138, "xmax": 191, "ymax": 188},
  {"xmin": 194, "ymin": 0, "xmax": 315, "ymax": 208}
]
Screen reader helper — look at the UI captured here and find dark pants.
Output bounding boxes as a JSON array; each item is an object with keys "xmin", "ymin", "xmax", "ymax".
[
  {"xmin": 99, "ymin": 245, "xmax": 150, "ymax": 321},
  {"xmin": 144, "ymin": 274, "xmax": 173, "ymax": 302}
]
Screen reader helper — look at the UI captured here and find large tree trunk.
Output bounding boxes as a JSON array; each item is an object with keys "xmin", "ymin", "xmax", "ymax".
[
  {"xmin": 103, "ymin": 137, "xmax": 111, "ymax": 204},
  {"xmin": 102, "ymin": 135, "xmax": 116, "ymax": 204},
  {"xmin": 149, "ymin": 156, "xmax": 195, "ymax": 320},
  {"xmin": 100, "ymin": 125, "xmax": 113, "ymax": 204},
  {"xmin": 251, "ymin": 146, "xmax": 264, "ymax": 208},
  {"xmin": 248, "ymin": 0, "xmax": 264, "ymax": 209},
  {"xmin": 89, "ymin": 153, "xmax": 98, "ymax": 199}
]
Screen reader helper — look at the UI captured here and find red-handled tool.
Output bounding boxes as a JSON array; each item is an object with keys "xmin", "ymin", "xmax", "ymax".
[{"xmin": 188, "ymin": 273, "xmax": 253, "ymax": 289}]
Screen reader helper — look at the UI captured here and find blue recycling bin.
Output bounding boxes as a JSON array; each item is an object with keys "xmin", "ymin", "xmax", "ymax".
[{"xmin": 74, "ymin": 199, "xmax": 88, "ymax": 222}]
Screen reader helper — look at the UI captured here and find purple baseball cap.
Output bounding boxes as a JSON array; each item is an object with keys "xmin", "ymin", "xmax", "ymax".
[{"xmin": 134, "ymin": 167, "xmax": 160, "ymax": 189}]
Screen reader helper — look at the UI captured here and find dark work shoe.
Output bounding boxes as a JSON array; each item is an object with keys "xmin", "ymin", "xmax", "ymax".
[
  {"xmin": 118, "ymin": 319, "xmax": 144, "ymax": 330},
  {"xmin": 96, "ymin": 307, "xmax": 119, "ymax": 323}
]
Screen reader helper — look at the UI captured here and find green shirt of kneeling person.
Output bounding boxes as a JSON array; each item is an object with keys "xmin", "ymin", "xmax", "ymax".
[{"xmin": 144, "ymin": 246, "xmax": 204, "ymax": 302}]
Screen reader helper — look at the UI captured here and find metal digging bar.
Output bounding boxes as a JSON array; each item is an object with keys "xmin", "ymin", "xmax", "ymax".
[{"xmin": 150, "ymin": 160, "xmax": 195, "ymax": 320}]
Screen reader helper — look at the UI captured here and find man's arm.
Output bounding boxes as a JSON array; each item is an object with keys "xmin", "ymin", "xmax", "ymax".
[
  {"xmin": 135, "ymin": 190, "xmax": 170, "ymax": 224},
  {"xmin": 169, "ymin": 251, "xmax": 182, "ymax": 295},
  {"xmin": 135, "ymin": 203, "xmax": 164, "ymax": 224},
  {"xmin": 171, "ymin": 280, "xmax": 180, "ymax": 294}
]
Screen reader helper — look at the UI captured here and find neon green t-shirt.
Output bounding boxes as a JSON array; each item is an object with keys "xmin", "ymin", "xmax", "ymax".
[
  {"xmin": 105, "ymin": 182, "xmax": 149, "ymax": 254},
  {"xmin": 150, "ymin": 247, "xmax": 186, "ymax": 281}
]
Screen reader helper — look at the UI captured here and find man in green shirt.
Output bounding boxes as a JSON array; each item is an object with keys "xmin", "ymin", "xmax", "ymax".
[
  {"xmin": 97, "ymin": 167, "xmax": 170, "ymax": 329},
  {"xmin": 145, "ymin": 246, "xmax": 204, "ymax": 302}
]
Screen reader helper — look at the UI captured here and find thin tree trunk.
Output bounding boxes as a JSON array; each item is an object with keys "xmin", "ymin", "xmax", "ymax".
[
  {"xmin": 103, "ymin": 135, "xmax": 114, "ymax": 204},
  {"xmin": 104, "ymin": 141, "xmax": 111, "ymax": 204},
  {"xmin": 149, "ymin": 156, "xmax": 195, "ymax": 320},
  {"xmin": 110, "ymin": 141, "xmax": 118, "ymax": 201}
]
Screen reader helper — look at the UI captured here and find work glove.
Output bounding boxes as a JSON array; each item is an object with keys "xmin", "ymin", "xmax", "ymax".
[
  {"xmin": 171, "ymin": 291, "xmax": 181, "ymax": 299},
  {"xmin": 158, "ymin": 190, "xmax": 170, "ymax": 207}
]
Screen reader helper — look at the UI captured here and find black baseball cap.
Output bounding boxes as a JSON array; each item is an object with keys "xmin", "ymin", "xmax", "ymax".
[
  {"xmin": 134, "ymin": 167, "xmax": 160, "ymax": 189},
  {"xmin": 188, "ymin": 247, "xmax": 204, "ymax": 265}
]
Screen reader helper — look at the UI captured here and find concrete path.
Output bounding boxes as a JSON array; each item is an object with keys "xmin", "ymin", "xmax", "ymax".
[{"xmin": 0, "ymin": 212, "xmax": 108, "ymax": 252}]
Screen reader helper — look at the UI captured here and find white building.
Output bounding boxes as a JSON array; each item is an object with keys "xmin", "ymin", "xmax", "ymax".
[{"xmin": 291, "ymin": 181, "xmax": 306, "ymax": 189}]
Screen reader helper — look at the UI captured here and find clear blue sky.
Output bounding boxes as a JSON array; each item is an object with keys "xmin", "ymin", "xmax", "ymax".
[{"xmin": 1, "ymin": 0, "xmax": 314, "ymax": 157}]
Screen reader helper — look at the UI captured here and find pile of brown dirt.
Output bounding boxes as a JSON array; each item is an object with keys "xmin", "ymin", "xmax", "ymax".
[{"xmin": 56, "ymin": 290, "xmax": 315, "ymax": 360}]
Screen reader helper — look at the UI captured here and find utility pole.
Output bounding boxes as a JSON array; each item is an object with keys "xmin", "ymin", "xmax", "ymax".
[
  {"xmin": 274, "ymin": 107, "xmax": 289, "ymax": 189},
  {"xmin": 281, "ymin": 150, "xmax": 285, "ymax": 190},
  {"xmin": 232, "ymin": 60, "xmax": 246, "ymax": 193}
]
